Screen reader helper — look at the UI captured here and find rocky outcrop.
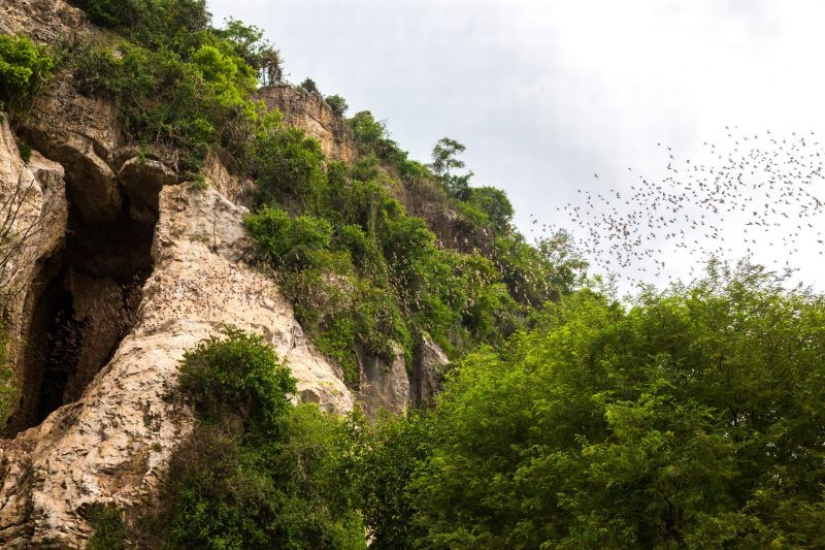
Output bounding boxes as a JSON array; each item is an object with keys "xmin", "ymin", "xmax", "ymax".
[
  {"xmin": 0, "ymin": 85, "xmax": 354, "ymax": 546},
  {"xmin": 0, "ymin": 113, "xmax": 68, "ymax": 427},
  {"xmin": 0, "ymin": 0, "xmax": 89, "ymax": 42},
  {"xmin": 356, "ymin": 343, "xmax": 410, "ymax": 417},
  {"xmin": 256, "ymin": 84, "xmax": 357, "ymax": 162},
  {"xmin": 354, "ymin": 334, "xmax": 451, "ymax": 416},
  {"xmin": 150, "ymin": 184, "xmax": 353, "ymax": 415},
  {"xmin": 411, "ymin": 334, "xmax": 450, "ymax": 409},
  {"xmin": 0, "ymin": 3, "xmax": 433, "ymax": 544}
]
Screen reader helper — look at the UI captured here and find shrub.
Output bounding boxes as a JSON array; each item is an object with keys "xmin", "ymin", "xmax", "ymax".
[
  {"xmin": 178, "ymin": 327, "xmax": 296, "ymax": 437},
  {"xmin": 0, "ymin": 35, "xmax": 54, "ymax": 110},
  {"xmin": 86, "ymin": 504, "xmax": 129, "ymax": 550},
  {"xmin": 69, "ymin": 37, "xmax": 264, "ymax": 172},
  {"xmin": 325, "ymin": 94, "xmax": 348, "ymax": 116},
  {"xmin": 244, "ymin": 207, "xmax": 334, "ymax": 271},
  {"xmin": 299, "ymin": 77, "xmax": 319, "ymax": 95},
  {"xmin": 162, "ymin": 329, "xmax": 366, "ymax": 549},
  {"xmin": 212, "ymin": 18, "xmax": 283, "ymax": 85},
  {"xmin": 18, "ymin": 141, "xmax": 32, "ymax": 163},
  {"xmin": 347, "ymin": 111, "xmax": 409, "ymax": 168},
  {"xmin": 71, "ymin": 0, "xmax": 210, "ymax": 44},
  {"xmin": 0, "ymin": 322, "xmax": 17, "ymax": 429},
  {"xmin": 465, "ymin": 186, "xmax": 513, "ymax": 234},
  {"xmin": 251, "ymin": 126, "xmax": 326, "ymax": 208}
]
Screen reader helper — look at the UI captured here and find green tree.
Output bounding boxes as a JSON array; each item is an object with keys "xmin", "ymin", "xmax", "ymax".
[
  {"xmin": 373, "ymin": 262, "xmax": 825, "ymax": 549},
  {"xmin": 466, "ymin": 185, "xmax": 514, "ymax": 234},
  {"xmin": 0, "ymin": 35, "xmax": 54, "ymax": 111},
  {"xmin": 430, "ymin": 137, "xmax": 472, "ymax": 200},
  {"xmin": 325, "ymin": 94, "xmax": 348, "ymax": 116},
  {"xmin": 300, "ymin": 77, "xmax": 319, "ymax": 95}
]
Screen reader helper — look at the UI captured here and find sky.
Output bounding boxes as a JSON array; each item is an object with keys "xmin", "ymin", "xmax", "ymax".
[{"xmin": 207, "ymin": 0, "xmax": 825, "ymax": 293}]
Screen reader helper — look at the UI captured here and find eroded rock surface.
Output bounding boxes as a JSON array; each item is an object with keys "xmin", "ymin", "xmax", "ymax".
[
  {"xmin": 357, "ymin": 343, "xmax": 410, "ymax": 417},
  {"xmin": 0, "ymin": 176, "xmax": 354, "ymax": 548},
  {"xmin": 256, "ymin": 84, "xmax": 358, "ymax": 162},
  {"xmin": 0, "ymin": 0, "xmax": 88, "ymax": 41},
  {"xmin": 412, "ymin": 334, "xmax": 450, "ymax": 409}
]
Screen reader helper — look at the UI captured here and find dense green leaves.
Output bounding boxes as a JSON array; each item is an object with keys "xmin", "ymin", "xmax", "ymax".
[
  {"xmin": 361, "ymin": 263, "xmax": 825, "ymax": 549},
  {"xmin": 325, "ymin": 94, "xmax": 348, "ymax": 116},
  {"xmin": 67, "ymin": 2, "xmax": 279, "ymax": 171},
  {"xmin": 0, "ymin": 321, "xmax": 16, "ymax": 429},
  {"xmin": 0, "ymin": 35, "xmax": 53, "ymax": 111},
  {"xmin": 178, "ymin": 327, "xmax": 295, "ymax": 437},
  {"xmin": 160, "ymin": 328, "xmax": 365, "ymax": 549}
]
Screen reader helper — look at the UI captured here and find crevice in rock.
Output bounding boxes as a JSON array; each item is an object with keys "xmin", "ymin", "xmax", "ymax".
[{"xmin": 6, "ymin": 168, "xmax": 159, "ymax": 436}]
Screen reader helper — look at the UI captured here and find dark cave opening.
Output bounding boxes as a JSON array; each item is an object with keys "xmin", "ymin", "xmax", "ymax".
[{"xmin": 6, "ymin": 179, "xmax": 159, "ymax": 436}]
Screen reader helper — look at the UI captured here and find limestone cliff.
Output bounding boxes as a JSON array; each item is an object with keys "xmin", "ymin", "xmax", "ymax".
[
  {"xmin": 256, "ymin": 84, "xmax": 357, "ymax": 162},
  {"xmin": 0, "ymin": 2, "xmax": 446, "ymax": 546},
  {"xmin": 0, "ymin": 105, "xmax": 355, "ymax": 546}
]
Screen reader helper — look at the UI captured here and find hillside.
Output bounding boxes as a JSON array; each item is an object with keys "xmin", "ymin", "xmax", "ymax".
[
  {"xmin": 3, "ymin": 1, "xmax": 825, "ymax": 549},
  {"xmin": 0, "ymin": 0, "xmax": 577, "ymax": 546}
]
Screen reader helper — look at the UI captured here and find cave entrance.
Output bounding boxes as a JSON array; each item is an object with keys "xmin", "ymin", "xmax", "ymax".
[{"xmin": 6, "ymin": 172, "xmax": 158, "ymax": 436}]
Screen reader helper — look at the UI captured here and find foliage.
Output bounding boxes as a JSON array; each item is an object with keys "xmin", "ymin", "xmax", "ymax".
[
  {"xmin": 178, "ymin": 327, "xmax": 295, "ymax": 437},
  {"xmin": 325, "ymin": 94, "xmax": 348, "ymax": 116},
  {"xmin": 356, "ymin": 413, "xmax": 431, "ymax": 550},
  {"xmin": 86, "ymin": 504, "xmax": 129, "ymax": 550},
  {"xmin": 246, "ymin": 167, "xmax": 529, "ymax": 381},
  {"xmin": 161, "ymin": 328, "xmax": 365, "ymax": 549},
  {"xmin": 0, "ymin": 34, "xmax": 54, "ymax": 111},
  {"xmin": 465, "ymin": 185, "xmax": 514, "ymax": 234},
  {"xmin": 66, "ymin": 4, "xmax": 279, "ymax": 172},
  {"xmin": 363, "ymin": 261, "xmax": 825, "ymax": 549},
  {"xmin": 244, "ymin": 207, "xmax": 333, "ymax": 270},
  {"xmin": 347, "ymin": 111, "xmax": 408, "ymax": 169},
  {"xmin": 250, "ymin": 126, "xmax": 326, "ymax": 209},
  {"xmin": 0, "ymin": 322, "xmax": 17, "ymax": 430},
  {"xmin": 212, "ymin": 18, "xmax": 283, "ymax": 84},
  {"xmin": 300, "ymin": 77, "xmax": 319, "ymax": 95},
  {"xmin": 70, "ymin": 0, "xmax": 210, "ymax": 47},
  {"xmin": 430, "ymin": 137, "xmax": 473, "ymax": 200}
]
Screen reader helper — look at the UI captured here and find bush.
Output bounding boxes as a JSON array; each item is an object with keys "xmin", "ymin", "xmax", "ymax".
[
  {"xmin": 161, "ymin": 328, "xmax": 366, "ymax": 549},
  {"xmin": 347, "ymin": 111, "xmax": 409, "ymax": 168},
  {"xmin": 178, "ymin": 327, "xmax": 296, "ymax": 437},
  {"xmin": 0, "ymin": 35, "xmax": 54, "ymax": 110},
  {"xmin": 244, "ymin": 207, "xmax": 334, "ymax": 271},
  {"xmin": 299, "ymin": 77, "xmax": 319, "ymax": 95},
  {"xmin": 69, "ymin": 36, "xmax": 264, "ymax": 172},
  {"xmin": 325, "ymin": 94, "xmax": 348, "ymax": 116},
  {"xmin": 465, "ymin": 186, "xmax": 513, "ymax": 234},
  {"xmin": 251, "ymin": 126, "xmax": 326, "ymax": 208},
  {"xmin": 67, "ymin": 4, "xmax": 280, "ymax": 172},
  {"xmin": 86, "ymin": 504, "xmax": 129, "ymax": 550},
  {"xmin": 0, "ymin": 322, "xmax": 17, "ymax": 429},
  {"xmin": 71, "ymin": 0, "xmax": 210, "ymax": 45}
]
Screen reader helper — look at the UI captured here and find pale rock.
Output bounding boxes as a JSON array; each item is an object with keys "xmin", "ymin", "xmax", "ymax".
[
  {"xmin": 256, "ymin": 84, "xmax": 358, "ymax": 162},
  {"xmin": 0, "ymin": 169, "xmax": 353, "ymax": 547},
  {"xmin": 356, "ymin": 342, "xmax": 410, "ymax": 417},
  {"xmin": 412, "ymin": 334, "xmax": 451, "ymax": 409}
]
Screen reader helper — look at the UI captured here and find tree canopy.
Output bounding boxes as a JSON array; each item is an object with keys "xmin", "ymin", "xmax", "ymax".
[{"xmin": 363, "ymin": 261, "xmax": 825, "ymax": 549}]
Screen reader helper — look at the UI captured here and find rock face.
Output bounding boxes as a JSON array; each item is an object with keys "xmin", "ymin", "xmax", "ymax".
[
  {"xmin": 0, "ymin": 2, "xmax": 445, "ymax": 545},
  {"xmin": 256, "ymin": 84, "xmax": 358, "ymax": 162},
  {"xmin": 357, "ymin": 343, "xmax": 410, "ymax": 418},
  {"xmin": 0, "ymin": 0, "xmax": 88, "ymax": 41},
  {"xmin": 411, "ymin": 334, "xmax": 450, "ymax": 409},
  {"xmin": 0, "ymin": 90, "xmax": 353, "ymax": 548}
]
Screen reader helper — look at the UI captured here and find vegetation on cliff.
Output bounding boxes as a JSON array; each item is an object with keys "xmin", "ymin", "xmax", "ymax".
[
  {"xmin": 6, "ymin": 1, "xmax": 825, "ymax": 548},
  {"xmin": 0, "ymin": 34, "xmax": 54, "ymax": 114}
]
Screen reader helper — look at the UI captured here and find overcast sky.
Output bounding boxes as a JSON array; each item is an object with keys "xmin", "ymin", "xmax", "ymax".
[{"xmin": 208, "ymin": 0, "xmax": 825, "ymax": 293}]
